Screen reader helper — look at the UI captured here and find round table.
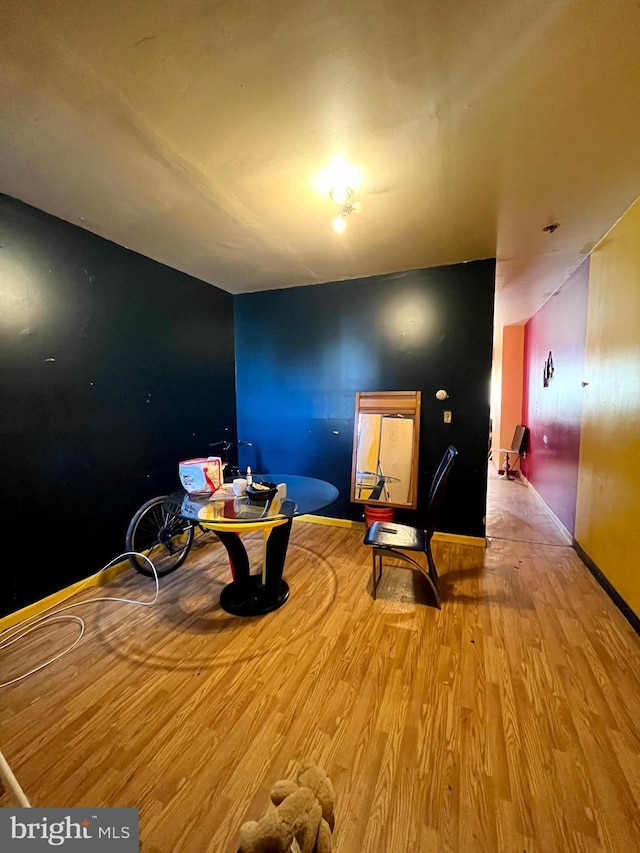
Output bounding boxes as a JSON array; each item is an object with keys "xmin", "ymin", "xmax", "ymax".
[{"xmin": 164, "ymin": 474, "xmax": 338, "ymax": 616}]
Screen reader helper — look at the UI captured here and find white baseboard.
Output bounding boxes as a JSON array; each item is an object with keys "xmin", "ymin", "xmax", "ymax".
[{"xmin": 519, "ymin": 475, "xmax": 573, "ymax": 543}]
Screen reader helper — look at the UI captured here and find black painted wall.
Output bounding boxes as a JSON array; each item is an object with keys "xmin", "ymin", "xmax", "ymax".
[
  {"xmin": 0, "ymin": 192, "xmax": 495, "ymax": 618},
  {"xmin": 234, "ymin": 261, "xmax": 495, "ymax": 535},
  {"xmin": 0, "ymin": 195, "xmax": 237, "ymax": 617}
]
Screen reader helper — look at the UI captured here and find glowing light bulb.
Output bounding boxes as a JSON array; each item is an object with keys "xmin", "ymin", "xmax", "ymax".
[
  {"xmin": 329, "ymin": 186, "xmax": 352, "ymax": 205},
  {"xmin": 332, "ymin": 215, "xmax": 347, "ymax": 234},
  {"xmin": 312, "ymin": 156, "xmax": 363, "ymax": 196}
]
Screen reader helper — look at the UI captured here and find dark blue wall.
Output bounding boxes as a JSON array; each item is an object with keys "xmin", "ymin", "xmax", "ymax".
[
  {"xmin": 0, "ymin": 195, "xmax": 237, "ymax": 617},
  {"xmin": 0, "ymin": 191, "xmax": 495, "ymax": 618},
  {"xmin": 234, "ymin": 261, "xmax": 495, "ymax": 536}
]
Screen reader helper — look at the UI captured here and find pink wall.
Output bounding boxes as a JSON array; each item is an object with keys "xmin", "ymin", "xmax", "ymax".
[{"xmin": 522, "ymin": 259, "xmax": 589, "ymax": 533}]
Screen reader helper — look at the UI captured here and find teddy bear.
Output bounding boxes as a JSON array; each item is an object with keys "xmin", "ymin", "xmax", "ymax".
[{"xmin": 237, "ymin": 759, "xmax": 335, "ymax": 853}]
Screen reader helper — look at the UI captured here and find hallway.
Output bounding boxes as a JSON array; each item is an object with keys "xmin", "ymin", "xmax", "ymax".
[{"xmin": 485, "ymin": 461, "xmax": 571, "ymax": 546}]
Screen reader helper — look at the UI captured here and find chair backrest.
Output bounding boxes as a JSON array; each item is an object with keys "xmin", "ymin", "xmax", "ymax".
[
  {"xmin": 510, "ymin": 425, "xmax": 528, "ymax": 454},
  {"xmin": 426, "ymin": 445, "xmax": 458, "ymax": 533},
  {"xmin": 367, "ymin": 478, "xmax": 386, "ymax": 501}
]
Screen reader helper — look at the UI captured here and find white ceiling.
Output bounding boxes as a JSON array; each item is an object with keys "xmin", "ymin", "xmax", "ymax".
[{"xmin": 2, "ymin": 0, "xmax": 640, "ymax": 327}]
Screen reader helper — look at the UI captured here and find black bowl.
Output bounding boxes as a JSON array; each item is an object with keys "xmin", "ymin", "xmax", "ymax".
[{"xmin": 245, "ymin": 480, "xmax": 278, "ymax": 503}]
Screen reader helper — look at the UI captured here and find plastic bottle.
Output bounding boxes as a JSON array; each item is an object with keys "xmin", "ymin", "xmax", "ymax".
[{"xmin": 246, "ymin": 465, "xmax": 253, "ymax": 485}]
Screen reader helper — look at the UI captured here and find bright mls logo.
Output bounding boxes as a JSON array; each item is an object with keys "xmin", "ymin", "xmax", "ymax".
[{"xmin": 0, "ymin": 808, "xmax": 138, "ymax": 851}]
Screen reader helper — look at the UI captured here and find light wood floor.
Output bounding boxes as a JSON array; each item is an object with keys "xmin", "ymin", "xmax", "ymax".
[{"xmin": 1, "ymin": 471, "xmax": 639, "ymax": 852}]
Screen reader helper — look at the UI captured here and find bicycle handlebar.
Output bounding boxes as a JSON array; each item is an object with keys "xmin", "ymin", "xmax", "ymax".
[{"xmin": 208, "ymin": 440, "xmax": 253, "ymax": 449}]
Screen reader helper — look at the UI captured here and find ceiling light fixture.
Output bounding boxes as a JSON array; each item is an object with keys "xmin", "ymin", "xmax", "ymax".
[
  {"xmin": 330, "ymin": 188, "xmax": 363, "ymax": 234},
  {"xmin": 329, "ymin": 185, "xmax": 352, "ymax": 205},
  {"xmin": 339, "ymin": 200, "xmax": 363, "ymax": 216},
  {"xmin": 312, "ymin": 157, "xmax": 363, "ymax": 197}
]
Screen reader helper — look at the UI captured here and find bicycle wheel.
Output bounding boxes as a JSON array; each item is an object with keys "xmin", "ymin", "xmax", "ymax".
[{"xmin": 125, "ymin": 496, "xmax": 194, "ymax": 577}]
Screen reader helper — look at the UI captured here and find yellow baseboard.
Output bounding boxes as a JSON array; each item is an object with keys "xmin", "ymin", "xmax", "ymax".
[
  {"xmin": 2, "ymin": 520, "xmax": 486, "ymax": 633},
  {"xmin": 296, "ymin": 514, "xmax": 486, "ymax": 548},
  {"xmin": 432, "ymin": 531, "xmax": 486, "ymax": 549},
  {"xmin": 0, "ymin": 558, "xmax": 131, "ymax": 634},
  {"xmin": 295, "ymin": 514, "xmax": 364, "ymax": 530}
]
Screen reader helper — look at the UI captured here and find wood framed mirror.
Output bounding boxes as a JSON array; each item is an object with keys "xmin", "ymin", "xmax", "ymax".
[{"xmin": 350, "ymin": 391, "xmax": 421, "ymax": 509}]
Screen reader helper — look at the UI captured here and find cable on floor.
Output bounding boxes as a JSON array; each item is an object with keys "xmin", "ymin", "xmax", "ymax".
[
  {"xmin": 0, "ymin": 552, "xmax": 162, "ymax": 807},
  {"xmin": 0, "ymin": 552, "xmax": 159, "ymax": 689}
]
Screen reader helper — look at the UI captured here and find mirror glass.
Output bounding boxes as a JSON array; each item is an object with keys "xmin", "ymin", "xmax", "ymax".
[{"xmin": 351, "ymin": 391, "xmax": 421, "ymax": 509}]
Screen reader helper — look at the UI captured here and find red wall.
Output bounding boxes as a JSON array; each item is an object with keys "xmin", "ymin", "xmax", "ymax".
[{"xmin": 522, "ymin": 259, "xmax": 589, "ymax": 533}]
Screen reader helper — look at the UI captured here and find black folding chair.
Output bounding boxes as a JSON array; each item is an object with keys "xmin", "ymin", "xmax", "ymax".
[{"xmin": 363, "ymin": 445, "xmax": 458, "ymax": 608}]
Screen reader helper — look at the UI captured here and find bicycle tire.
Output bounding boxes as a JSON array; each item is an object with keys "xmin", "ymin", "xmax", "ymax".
[{"xmin": 125, "ymin": 496, "xmax": 194, "ymax": 577}]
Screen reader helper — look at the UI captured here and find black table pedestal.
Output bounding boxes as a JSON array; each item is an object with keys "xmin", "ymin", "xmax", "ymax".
[
  {"xmin": 215, "ymin": 517, "xmax": 293, "ymax": 616},
  {"xmin": 219, "ymin": 576, "xmax": 289, "ymax": 616}
]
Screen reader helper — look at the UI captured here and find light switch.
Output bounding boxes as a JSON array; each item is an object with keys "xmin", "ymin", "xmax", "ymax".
[{"xmin": 444, "ymin": 410, "xmax": 452, "ymax": 424}]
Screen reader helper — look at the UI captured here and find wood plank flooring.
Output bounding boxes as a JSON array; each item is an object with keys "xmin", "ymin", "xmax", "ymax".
[
  {"xmin": 486, "ymin": 463, "xmax": 571, "ymax": 546},
  {"xmin": 1, "ymin": 472, "xmax": 639, "ymax": 852}
]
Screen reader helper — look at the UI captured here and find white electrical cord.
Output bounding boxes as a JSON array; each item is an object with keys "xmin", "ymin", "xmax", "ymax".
[
  {"xmin": 0, "ymin": 552, "xmax": 160, "ymax": 807},
  {"xmin": 0, "ymin": 552, "xmax": 159, "ymax": 689}
]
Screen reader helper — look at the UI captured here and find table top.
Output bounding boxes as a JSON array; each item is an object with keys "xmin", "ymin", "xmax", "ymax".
[{"xmin": 165, "ymin": 473, "xmax": 339, "ymax": 525}]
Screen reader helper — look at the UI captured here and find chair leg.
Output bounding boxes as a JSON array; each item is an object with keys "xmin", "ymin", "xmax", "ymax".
[
  {"xmin": 426, "ymin": 545, "xmax": 438, "ymax": 583},
  {"xmin": 371, "ymin": 547, "xmax": 440, "ymax": 609},
  {"xmin": 426, "ymin": 544, "xmax": 441, "ymax": 610},
  {"xmin": 371, "ymin": 551, "xmax": 377, "ymax": 600},
  {"xmin": 372, "ymin": 549, "xmax": 383, "ymax": 600}
]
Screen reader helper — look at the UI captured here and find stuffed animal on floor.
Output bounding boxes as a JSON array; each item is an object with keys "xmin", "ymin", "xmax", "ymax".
[{"xmin": 238, "ymin": 759, "xmax": 335, "ymax": 853}]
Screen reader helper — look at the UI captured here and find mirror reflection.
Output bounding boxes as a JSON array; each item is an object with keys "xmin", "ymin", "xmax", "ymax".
[
  {"xmin": 355, "ymin": 414, "xmax": 414, "ymax": 503},
  {"xmin": 351, "ymin": 391, "xmax": 421, "ymax": 509}
]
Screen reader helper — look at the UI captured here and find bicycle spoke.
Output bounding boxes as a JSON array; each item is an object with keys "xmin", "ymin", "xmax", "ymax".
[{"xmin": 126, "ymin": 497, "xmax": 194, "ymax": 577}]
